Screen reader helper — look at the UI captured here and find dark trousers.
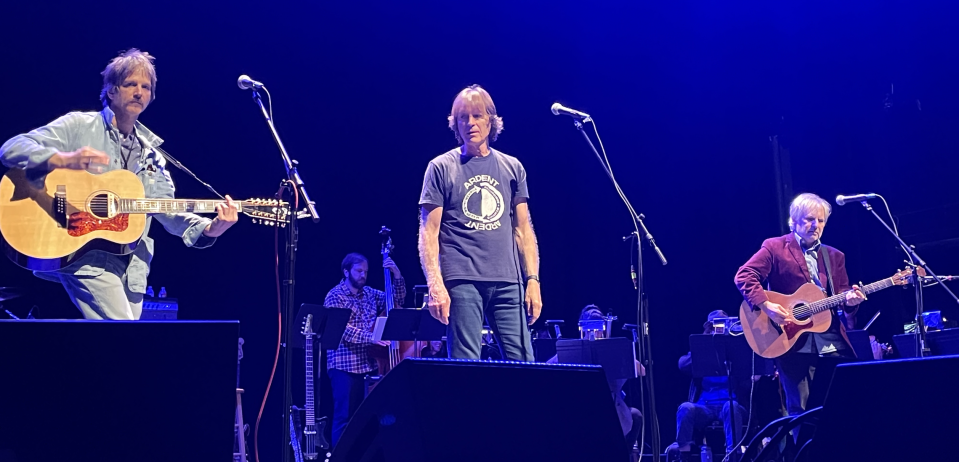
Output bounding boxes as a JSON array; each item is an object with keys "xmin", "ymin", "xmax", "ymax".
[
  {"xmin": 329, "ymin": 368, "xmax": 366, "ymax": 448},
  {"xmin": 775, "ymin": 352, "xmax": 819, "ymax": 416},
  {"xmin": 675, "ymin": 401, "xmax": 746, "ymax": 454},
  {"xmin": 446, "ymin": 281, "xmax": 534, "ymax": 361},
  {"xmin": 775, "ymin": 351, "xmax": 850, "ymax": 416}
]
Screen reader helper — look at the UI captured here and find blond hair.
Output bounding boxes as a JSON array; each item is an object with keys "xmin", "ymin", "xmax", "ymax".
[
  {"xmin": 100, "ymin": 48, "xmax": 157, "ymax": 107},
  {"xmin": 788, "ymin": 193, "xmax": 832, "ymax": 231},
  {"xmin": 447, "ymin": 84, "xmax": 504, "ymax": 143}
]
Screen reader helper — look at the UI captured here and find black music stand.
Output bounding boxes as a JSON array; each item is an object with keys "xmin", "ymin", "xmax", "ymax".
[
  {"xmin": 845, "ymin": 329, "xmax": 877, "ymax": 361},
  {"xmin": 556, "ymin": 337, "xmax": 636, "ymax": 382},
  {"xmin": 688, "ymin": 334, "xmax": 774, "ymax": 458},
  {"xmin": 290, "ymin": 304, "xmax": 352, "ymax": 350},
  {"xmin": 379, "ymin": 309, "xmax": 446, "ymax": 346}
]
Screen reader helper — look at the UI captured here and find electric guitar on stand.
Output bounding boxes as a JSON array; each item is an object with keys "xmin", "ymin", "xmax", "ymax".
[
  {"xmin": 234, "ymin": 337, "xmax": 250, "ymax": 462},
  {"xmin": 0, "ymin": 168, "xmax": 288, "ymax": 270},
  {"xmin": 290, "ymin": 314, "xmax": 329, "ymax": 461},
  {"xmin": 740, "ymin": 268, "xmax": 916, "ymax": 358}
]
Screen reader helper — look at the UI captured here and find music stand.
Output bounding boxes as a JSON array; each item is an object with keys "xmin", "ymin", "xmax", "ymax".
[
  {"xmin": 845, "ymin": 330, "xmax": 877, "ymax": 361},
  {"xmin": 688, "ymin": 334, "xmax": 773, "ymax": 458},
  {"xmin": 555, "ymin": 337, "xmax": 636, "ymax": 382},
  {"xmin": 377, "ymin": 309, "xmax": 446, "ymax": 346},
  {"xmin": 290, "ymin": 304, "xmax": 352, "ymax": 350}
]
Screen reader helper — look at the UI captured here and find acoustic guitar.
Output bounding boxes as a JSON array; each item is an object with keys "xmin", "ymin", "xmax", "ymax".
[
  {"xmin": 740, "ymin": 268, "xmax": 915, "ymax": 358},
  {"xmin": 0, "ymin": 168, "xmax": 288, "ymax": 270}
]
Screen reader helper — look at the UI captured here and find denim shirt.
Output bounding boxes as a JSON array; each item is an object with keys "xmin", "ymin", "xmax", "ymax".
[{"xmin": 0, "ymin": 107, "xmax": 216, "ymax": 294}]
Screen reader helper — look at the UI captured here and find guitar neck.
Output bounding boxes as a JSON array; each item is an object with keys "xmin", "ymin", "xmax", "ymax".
[
  {"xmin": 807, "ymin": 277, "xmax": 895, "ymax": 315},
  {"xmin": 118, "ymin": 199, "xmax": 255, "ymax": 214},
  {"xmin": 304, "ymin": 335, "xmax": 315, "ymax": 428}
]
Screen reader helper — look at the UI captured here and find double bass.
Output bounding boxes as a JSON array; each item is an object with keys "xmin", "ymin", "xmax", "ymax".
[{"xmin": 369, "ymin": 227, "xmax": 420, "ymax": 377}]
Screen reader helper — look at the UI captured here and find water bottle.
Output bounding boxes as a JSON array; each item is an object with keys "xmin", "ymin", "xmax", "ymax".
[
  {"xmin": 700, "ymin": 445, "xmax": 713, "ymax": 462},
  {"xmin": 146, "ymin": 286, "xmax": 155, "ymax": 297},
  {"xmin": 158, "ymin": 287, "xmax": 167, "ymax": 298}
]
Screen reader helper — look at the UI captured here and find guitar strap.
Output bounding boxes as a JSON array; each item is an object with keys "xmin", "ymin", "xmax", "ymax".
[
  {"xmin": 821, "ymin": 245, "xmax": 856, "ymax": 352},
  {"xmin": 153, "ymin": 145, "xmax": 227, "ymax": 200},
  {"xmin": 820, "ymin": 245, "xmax": 836, "ymax": 297}
]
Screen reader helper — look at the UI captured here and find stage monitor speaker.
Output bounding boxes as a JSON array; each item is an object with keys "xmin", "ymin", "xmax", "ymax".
[
  {"xmin": 0, "ymin": 320, "xmax": 239, "ymax": 462},
  {"xmin": 809, "ymin": 354, "xmax": 959, "ymax": 462},
  {"xmin": 331, "ymin": 358, "xmax": 629, "ymax": 462}
]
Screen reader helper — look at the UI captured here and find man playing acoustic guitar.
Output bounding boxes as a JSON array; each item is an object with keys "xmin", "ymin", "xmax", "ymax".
[
  {"xmin": 734, "ymin": 193, "xmax": 865, "ymax": 417},
  {"xmin": 0, "ymin": 49, "xmax": 239, "ymax": 320}
]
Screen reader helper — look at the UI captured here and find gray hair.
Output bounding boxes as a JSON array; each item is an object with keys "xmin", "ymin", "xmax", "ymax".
[
  {"xmin": 447, "ymin": 84, "xmax": 504, "ymax": 143},
  {"xmin": 100, "ymin": 48, "xmax": 157, "ymax": 108},
  {"xmin": 788, "ymin": 193, "xmax": 832, "ymax": 231}
]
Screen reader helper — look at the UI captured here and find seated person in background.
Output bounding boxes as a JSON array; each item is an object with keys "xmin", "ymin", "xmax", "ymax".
[
  {"xmin": 548, "ymin": 305, "xmax": 646, "ymax": 450},
  {"xmin": 421, "ymin": 340, "xmax": 448, "ymax": 358},
  {"xmin": 668, "ymin": 310, "xmax": 748, "ymax": 462}
]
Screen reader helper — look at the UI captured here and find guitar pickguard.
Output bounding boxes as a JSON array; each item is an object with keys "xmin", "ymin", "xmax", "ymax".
[
  {"xmin": 67, "ymin": 212, "xmax": 130, "ymax": 237},
  {"xmin": 782, "ymin": 316, "xmax": 818, "ymax": 340}
]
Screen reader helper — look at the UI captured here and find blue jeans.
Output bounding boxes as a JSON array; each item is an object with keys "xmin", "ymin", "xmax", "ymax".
[
  {"xmin": 675, "ymin": 401, "xmax": 745, "ymax": 454},
  {"xmin": 446, "ymin": 281, "xmax": 534, "ymax": 361},
  {"xmin": 328, "ymin": 368, "xmax": 366, "ymax": 448}
]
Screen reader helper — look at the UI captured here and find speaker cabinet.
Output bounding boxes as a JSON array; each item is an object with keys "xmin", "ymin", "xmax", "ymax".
[
  {"xmin": 809, "ymin": 354, "xmax": 959, "ymax": 461},
  {"xmin": 0, "ymin": 320, "xmax": 238, "ymax": 462},
  {"xmin": 331, "ymin": 358, "xmax": 629, "ymax": 462}
]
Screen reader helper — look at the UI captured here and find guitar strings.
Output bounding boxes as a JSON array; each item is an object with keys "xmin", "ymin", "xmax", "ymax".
[{"xmin": 786, "ymin": 279, "xmax": 885, "ymax": 320}]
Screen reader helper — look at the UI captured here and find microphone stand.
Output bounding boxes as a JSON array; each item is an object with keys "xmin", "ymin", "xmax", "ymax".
[
  {"xmin": 858, "ymin": 200, "xmax": 959, "ymax": 357},
  {"xmin": 248, "ymin": 87, "xmax": 320, "ymax": 462},
  {"xmin": 571, "ymin": 118, "xmax": 666, "ymax": 460}
]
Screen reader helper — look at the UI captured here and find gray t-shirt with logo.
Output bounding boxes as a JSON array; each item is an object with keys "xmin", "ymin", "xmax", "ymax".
[{"xmin": 419, "ymin": 148, "xmax": 529, "ymax": 284}]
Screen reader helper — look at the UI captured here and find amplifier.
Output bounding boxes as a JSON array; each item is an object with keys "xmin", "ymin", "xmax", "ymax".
[{"xmin": 141, "ymin": 297, "xmax": 178, "ymax": 320}]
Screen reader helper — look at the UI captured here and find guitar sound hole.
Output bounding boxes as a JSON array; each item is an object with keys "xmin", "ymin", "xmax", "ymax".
[
  {"xmin": 793, "ymin": 303, "xmax": 811, "ymax": 321},
  {"xmin": 88, "ymin": 193, "xmax": 113, "ymax": 219}
]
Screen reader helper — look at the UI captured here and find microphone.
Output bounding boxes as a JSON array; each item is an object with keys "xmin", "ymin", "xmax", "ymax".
[
  {"xmin": 551, "ymin": 103, "xmax": 591, "ymax": 119},
  {"xmin": 835, "ymin": 193, "xmax": 877, "ymax": 206},
  {"xmin": 237, "ymin": 75, "xmax": 265, "ymax": 90},
  {"xmin": 630, "ymin": 264, "xmax": 638, "ymax": 290}
]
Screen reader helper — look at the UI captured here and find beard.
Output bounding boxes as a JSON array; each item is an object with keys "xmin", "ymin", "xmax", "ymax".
[{"xmin": 348, "ymin": 274, "xmax": 366, "ymax": 290}]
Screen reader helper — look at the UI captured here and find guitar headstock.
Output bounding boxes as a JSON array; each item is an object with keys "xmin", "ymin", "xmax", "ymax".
[
  {"xmin": 302, "ymin": 314, "xmax": 314, "ymax": 337},
  {"xmin": 242, "ymin": 199, "xmax": 291, "ymax": 227},
  {"xmin": 891, "ymin": 268, "xmax": 915, "ymax": 286}
]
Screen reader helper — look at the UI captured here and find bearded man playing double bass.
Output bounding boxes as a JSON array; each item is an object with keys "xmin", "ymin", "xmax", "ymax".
[{"xmin": 323, "ymin": 252, "xmax": 406, "ymax": 447}]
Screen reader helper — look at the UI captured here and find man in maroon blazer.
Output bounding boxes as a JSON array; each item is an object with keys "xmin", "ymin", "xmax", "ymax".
[{"xmin": 734, "ymin": 193, "xmax": 865, "ymax": 416}]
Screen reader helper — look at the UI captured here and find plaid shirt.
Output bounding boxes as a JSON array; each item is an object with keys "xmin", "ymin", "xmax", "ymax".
[{"xmin": 325, "ymin": 276, "xmax": 406, "ymax": 374}]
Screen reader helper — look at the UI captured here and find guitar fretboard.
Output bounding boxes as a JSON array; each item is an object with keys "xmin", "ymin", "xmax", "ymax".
[
  {"xmin": 803, "ymin": 277, "xmax": 895, "ymax": 315},
  {"xmin": 119, "ymin": 199, "xmax": 253, "ymax": 214},
  {"xmin": 304, "ymin": 334, "xmax": 314, "ymax": 427}
]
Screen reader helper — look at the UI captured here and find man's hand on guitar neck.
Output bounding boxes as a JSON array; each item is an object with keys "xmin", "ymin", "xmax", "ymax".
[
  {"xmin": 845, "ymin": 285, "xmax": 866, "ymax": 306},
  {"xmin": 47, "ymin": 147, "xmax": 110, "ymax": 172},
  {"xmin": 202, "ymin": 195, "xmax": 239, "ymax": 237},
  {"xmin": 759, "ymin": 300, "xmax": 790, "ymax": 325}
]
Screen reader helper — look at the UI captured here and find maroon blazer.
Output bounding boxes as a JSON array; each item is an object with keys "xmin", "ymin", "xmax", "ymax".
[{"xmin": 735, "ymin": 233, "xmax": 852, "ymax": 309}]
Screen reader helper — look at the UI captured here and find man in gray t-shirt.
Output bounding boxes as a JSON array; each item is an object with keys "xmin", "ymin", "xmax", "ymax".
[{"xmin": 418, "ymin": 85, "xmax": 542, "ymax": 360}]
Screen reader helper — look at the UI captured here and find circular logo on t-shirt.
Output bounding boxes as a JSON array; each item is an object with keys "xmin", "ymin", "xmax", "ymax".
[{"xmin": 462, "ymin": 181, "xmax": 504, "ymax": 225}]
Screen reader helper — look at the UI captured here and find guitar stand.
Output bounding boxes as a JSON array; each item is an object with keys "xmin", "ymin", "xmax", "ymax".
[{"xmin": 291, "ymin": 304, "xmax": 350, "ymax": 459}]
